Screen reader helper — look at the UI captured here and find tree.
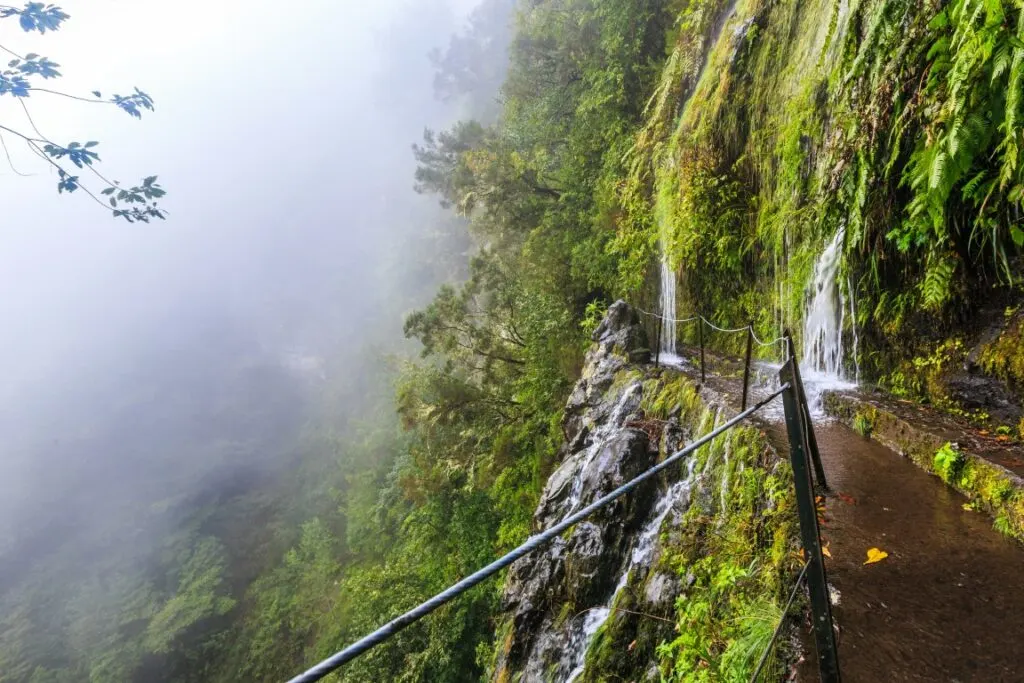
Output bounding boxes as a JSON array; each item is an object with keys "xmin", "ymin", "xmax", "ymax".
[
  {"xmin": 413, "ymin": 120, "xmax": 562, "ymax": 234},
  {"xmin": 429, "ymin": 0, "xmax": 517, "ymax": 120},
  {"xmin": 0, "ymin": 2, "xmax": 165, "ymax": 222}
]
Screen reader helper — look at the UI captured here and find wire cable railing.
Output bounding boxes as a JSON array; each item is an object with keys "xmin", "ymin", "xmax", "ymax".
[
  {"xmin": 636, "ymin": 308, "xmax": 790, "ymax": 410},
  {"xmin": 700, "ymin": 316, "xmax": 749, "ymax": 334},
  {"xmin": 285, "ymin": 313, "xmax": 841, "ymax": 683}
]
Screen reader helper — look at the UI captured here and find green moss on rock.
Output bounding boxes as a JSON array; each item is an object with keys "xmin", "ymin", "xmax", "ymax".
[{"xmin": 578, "ymin": 372, "xmax": 800, "ymax": 682}]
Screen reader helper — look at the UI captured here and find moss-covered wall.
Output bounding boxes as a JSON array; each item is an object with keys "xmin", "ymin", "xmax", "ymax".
[{"xmin": 611, "ymin": 0, "xmax": 1024, "ymax": 386}]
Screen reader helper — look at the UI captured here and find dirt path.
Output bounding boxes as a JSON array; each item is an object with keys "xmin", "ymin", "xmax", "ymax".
[{"xmin": 782, "ymin": 422, "xmax": 1024, "ymax": 683}]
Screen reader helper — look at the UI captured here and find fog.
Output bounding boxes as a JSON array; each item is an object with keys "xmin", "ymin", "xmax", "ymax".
[{"xmin": 0, "ymin": 0, "xmax": 479, "ymax": 583}]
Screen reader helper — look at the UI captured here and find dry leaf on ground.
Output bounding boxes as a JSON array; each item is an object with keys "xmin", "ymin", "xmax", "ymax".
[{"xmin": 863, "ymin": 547, "xmax": 888, "ymax": 565}]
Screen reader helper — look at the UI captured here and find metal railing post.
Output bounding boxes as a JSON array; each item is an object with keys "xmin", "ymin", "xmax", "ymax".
[
  {"xmin": 779, "ymin": 359, "xmax": 841, "ymax": 683},
  {"xmin": 783, "ymin": 330, "xmax": 828, "ymax": 490},
  {"xmin": 741, "ymin": 321, "xmax": 754, "ymax": 411},
  {"xmin": 698, "ymin": 314, "xmax": 706, "ymax": 383}
]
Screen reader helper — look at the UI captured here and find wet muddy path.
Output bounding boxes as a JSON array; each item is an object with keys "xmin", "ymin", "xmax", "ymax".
[
  {"xmin": 781, "ymin": 422, "xmax": 1024, "ymax": 683},
  {"xmin": 661, "ymin": 352, "xmax": 1024, "ymax": 682}
]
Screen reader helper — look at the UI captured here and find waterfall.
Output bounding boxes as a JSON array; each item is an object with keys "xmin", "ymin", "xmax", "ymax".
[
  {"xmin": 563, "ymin": 459, "xmax": 698, "ymax": 682},
  {"xmin": 802, "ymin": 228, "xmax": 847, "ymax": 378},
  {"xmin": 848, "ymin": 275, "xmax": 860, "ymax": 382},
  {"xmin": 659, "ymin": 256, "xmax": 677, "ymax": 355},
  {"xmin": 657, "ymin": 199, "xmax": 677, "ymax": 356}
]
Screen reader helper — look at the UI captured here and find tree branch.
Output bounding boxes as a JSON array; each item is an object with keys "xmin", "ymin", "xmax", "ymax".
[
  {"xmin": 0, "ymin": 130, "xmax": 31, "ymax": 176},
  {"xmin": 26, "ymin": 87, "xmax": 108, "ymax": 104},
  {"xmin": 1, "ymin": 127, "xmax": 115, "ymax": 212}
]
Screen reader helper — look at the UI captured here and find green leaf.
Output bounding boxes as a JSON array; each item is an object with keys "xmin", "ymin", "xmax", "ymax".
[{"xmin": 1011, "ymin": 225, "xmax": 1024, "ymax": 247}]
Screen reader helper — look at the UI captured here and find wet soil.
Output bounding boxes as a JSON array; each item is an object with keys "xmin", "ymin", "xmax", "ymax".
[{"xmin": 788, "ymin": 422, "xmax": 1024, "ymax": 683}]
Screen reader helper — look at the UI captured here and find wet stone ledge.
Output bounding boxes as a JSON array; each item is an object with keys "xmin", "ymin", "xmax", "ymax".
[{"xmin": 823, "ymin": 390, "xmax": 1024, "ymax": 544}]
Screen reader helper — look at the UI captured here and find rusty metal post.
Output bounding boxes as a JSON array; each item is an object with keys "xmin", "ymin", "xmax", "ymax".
[
  {"xmin": 780, "ymin": 359, "xmax": 841, "ymax": 683},
  {"xmin": 784, "ymin": 330, "xmax": 828, "ymax": 490},
  {"xmin": 698, "ymin": 314, "xmax": 706, "ymax": 383},
  {"xmin": 741, "ymin": 322, "xmax": 754, "ymax": 411}
]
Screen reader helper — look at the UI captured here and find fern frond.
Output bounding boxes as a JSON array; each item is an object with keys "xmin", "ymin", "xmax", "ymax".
[
  {"xmin": 921, "ymin": 253, "xmax": 958, "ymax": 309},
  {"xmin": 930, "ymin": 150, "xmax": 950, "ymax": 190}
]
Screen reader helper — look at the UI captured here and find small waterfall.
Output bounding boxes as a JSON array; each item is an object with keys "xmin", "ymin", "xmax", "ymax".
[
  {"xmin": 659, "ymin": 256, "xmax": 677, "ymax": 355},
  {"xmin": 802, "ymin": 228, "xmax": 847, "ymax": 378},
  {"xmin": 701, "ymin": 408, "xmax": 722, "ymax": 477},
  {"xmin": 564, "ymin": 383, "xmax": 643, "ymax": 512},
  {"xmin": 656, "ymin": 202, "xmax": 677, "ymax": 356},
  {"xmin": 562, "ymin": 459, "xmax": 699, "ymax": 682}
]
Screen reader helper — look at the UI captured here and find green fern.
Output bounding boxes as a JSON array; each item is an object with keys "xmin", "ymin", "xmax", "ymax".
[{"xmin": 921, "ymin": 252, "xmax": 958, "ymax": 309}]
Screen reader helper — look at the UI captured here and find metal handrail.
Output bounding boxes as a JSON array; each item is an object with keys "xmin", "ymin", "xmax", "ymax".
[
  {"xmin": 285, "ymin": 310, "xmax": 842, "ymax": 683},
  {"xmin": 285, "ymin": 387, "xmax": 791, "ymax": 683}
]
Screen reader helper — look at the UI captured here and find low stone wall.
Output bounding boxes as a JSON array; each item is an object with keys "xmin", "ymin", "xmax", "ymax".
[{"xmin": 824, "ymin": 391, "xmax": 1024, "ymax": 543}]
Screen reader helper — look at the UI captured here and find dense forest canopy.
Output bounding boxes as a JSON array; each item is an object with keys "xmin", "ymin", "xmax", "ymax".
[{"xmin": 5, "ymin": 0, "xmax": 1024, "ymax": 681}]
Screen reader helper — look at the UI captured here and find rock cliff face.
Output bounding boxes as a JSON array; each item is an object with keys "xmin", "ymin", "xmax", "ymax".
[{"xmin": 489, "ymin": 302, "xmax": 799, "ymax": 683}]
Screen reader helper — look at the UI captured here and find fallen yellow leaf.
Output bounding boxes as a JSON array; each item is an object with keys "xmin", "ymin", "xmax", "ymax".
[
  {"xmin": 822, "ymin": 543, "xmax": 832, "ymax": 559},
  {"xmin": 962, "ymin": 503, "xmax": 974, "ymax": 511},
  {"xmin": 863, "ymin": 547, "xmax": 888, "ymax": 565}
]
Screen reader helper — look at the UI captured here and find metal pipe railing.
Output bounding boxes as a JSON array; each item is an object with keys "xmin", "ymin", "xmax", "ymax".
[{"xmin": 285, "ymin": 386, "xmax": 791, "ymax": 683}]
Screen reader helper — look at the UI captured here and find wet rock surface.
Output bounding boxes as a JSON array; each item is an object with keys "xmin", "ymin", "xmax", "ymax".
[
  {"xmin": 490, "ymin": 304, "xmax": 798, "ymax": 683},
  {"xmin": 491, "ymin": 304, "xmax": 687, "ymax": 683}
]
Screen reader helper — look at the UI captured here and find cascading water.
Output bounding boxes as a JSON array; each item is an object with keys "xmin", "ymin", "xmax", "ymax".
[
  {"xmin": 659, "ymin": 252, "xmax": 677, "ymax": 356},
  {"xmin": 562, "ymin": 459, "xmax": 699, "ymax": 682},
  {"xmin": 803, "ymin": 228, "xmax": 847, "ymax": 378},
  {"xmin": 564, "ymin": 383, "xmax": 643, "ymax": 513},
  {"xmin": 657, "ymin": 201, "xmax": 678, "ymax": 356},
  {"xmin": 799, "ymin": 228, "xmax": 859, "ymax": 413}
]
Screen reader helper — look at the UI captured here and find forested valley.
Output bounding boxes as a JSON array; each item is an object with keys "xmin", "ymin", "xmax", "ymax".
[{"xmin": 5, "ymin": 0, "xmax": 1024, "ymax": 681}]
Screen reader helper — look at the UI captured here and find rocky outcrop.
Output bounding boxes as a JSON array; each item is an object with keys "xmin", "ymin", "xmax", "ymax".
[
  {"xmin": 488, "ymin": 303, "xmax": 799, "ymax": 683},
  {"xmin": 492, "ymin": 302, "xmax": 660, "ymax": 681}
]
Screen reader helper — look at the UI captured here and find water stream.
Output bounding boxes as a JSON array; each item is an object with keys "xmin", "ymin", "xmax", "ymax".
[
  {"xmin": 803, "ymin": 228, "xmax": 846, "ymax": 378},
  {"xmin": 800, "ymin": 228, "xmax": 858, "ymax": 411},
  {"xmin": 564, "ymin": 382, "xmax": 643, "ymax": 513},
  {"xmin": 562, "ymin": 458, "xmax": 699, "ymax": 681},
  {"xmin": 659, "ymin": 250, "xmax": 677, "ymax": 356}
]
